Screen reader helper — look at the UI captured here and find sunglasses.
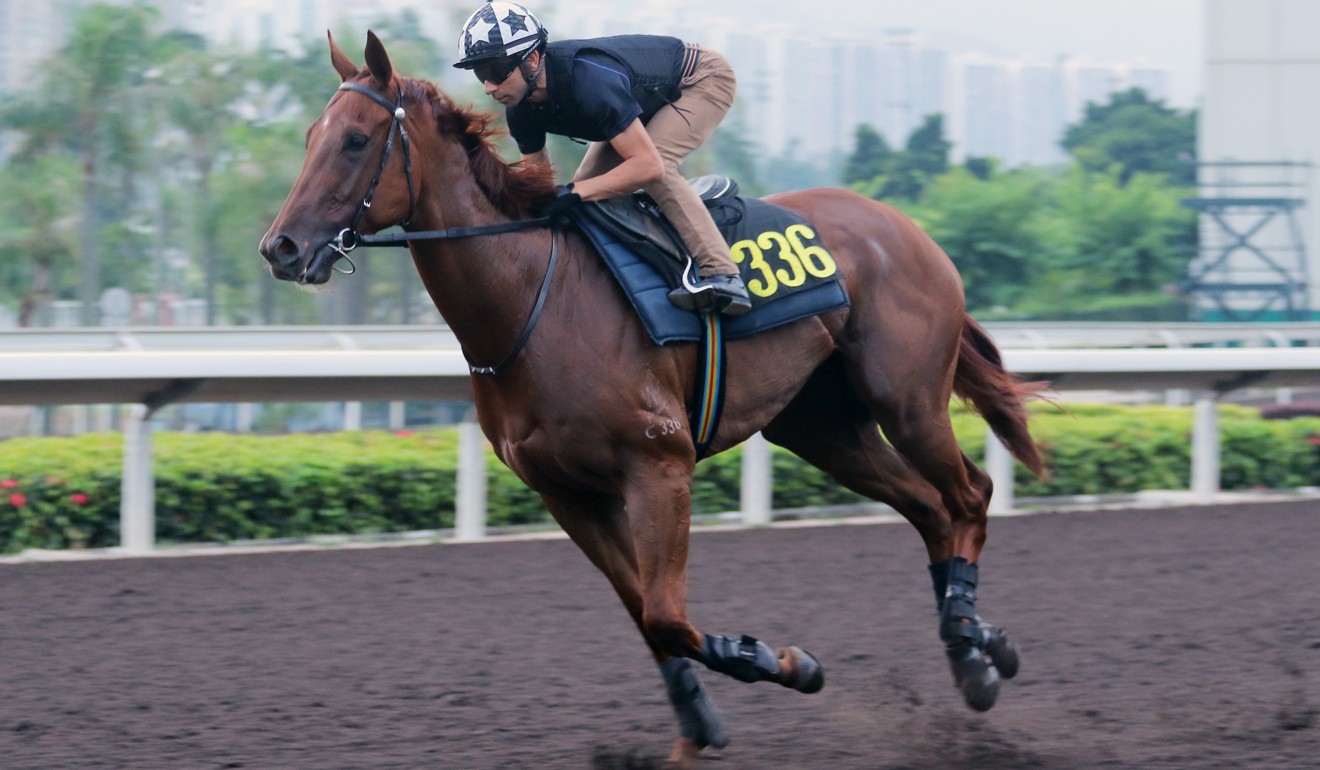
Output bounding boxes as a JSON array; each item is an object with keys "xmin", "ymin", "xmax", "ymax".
[{"xmin": 473, "ymin": 56, "xmax": 523, "ymax": 85}]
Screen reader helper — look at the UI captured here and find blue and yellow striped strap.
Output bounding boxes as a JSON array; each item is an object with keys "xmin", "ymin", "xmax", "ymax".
[{"xmin": 690, "ymin": 311, "xmax": 726, "ymax": 459}]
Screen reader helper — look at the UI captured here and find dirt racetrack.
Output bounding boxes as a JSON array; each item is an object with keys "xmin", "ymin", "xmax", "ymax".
[{"xmin": 2, "ymin": 499, "xmax": 1318, "ymax": 769}]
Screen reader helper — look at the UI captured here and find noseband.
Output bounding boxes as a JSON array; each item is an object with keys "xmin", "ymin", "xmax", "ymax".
[{"xmin": 328, "ymin": 81, "xmax": 417, "ymax": 273}]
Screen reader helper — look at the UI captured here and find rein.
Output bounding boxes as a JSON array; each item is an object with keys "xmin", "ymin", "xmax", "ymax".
[{"xmin": 331, "ymin": 80, "xmax": 558, "ymax": 377}]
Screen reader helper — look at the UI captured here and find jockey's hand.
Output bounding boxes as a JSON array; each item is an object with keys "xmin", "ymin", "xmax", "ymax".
[{"xmin": 538, "ymin": 184, "xmax": 582, "ymax": 219}]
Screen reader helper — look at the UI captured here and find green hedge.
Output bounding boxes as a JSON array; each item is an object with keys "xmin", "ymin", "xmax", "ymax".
[{"xmin": 1, "ymin": 404, "xmax": 1318, "ymax": 553}]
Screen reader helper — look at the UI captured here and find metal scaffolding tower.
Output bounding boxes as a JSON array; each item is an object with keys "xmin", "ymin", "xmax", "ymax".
[{"xmin": 1182, "ymin": 161, "xmax": 1311, "ymax": 321}]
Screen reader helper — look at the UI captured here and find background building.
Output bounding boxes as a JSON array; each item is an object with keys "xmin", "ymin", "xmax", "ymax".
[
  {"xmin": 0, "ymin": 0, "xmax": 76, "ymax": 95},
  {"xmin": 1, "ymin": 1, "xmax": 1177, "ymax": 169},
  {"xmin": 949, "ymin": 52, "xmax": 1171, "ymax": 167},
  {"xmin": 1192, "ymin": 0, "xmax": 1319, "ymax": 319}
]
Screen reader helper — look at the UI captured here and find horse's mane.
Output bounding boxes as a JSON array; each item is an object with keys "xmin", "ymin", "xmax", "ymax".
[{"xmin": 402, "ymin": 78, "xmax": 556, "ymax": 220}]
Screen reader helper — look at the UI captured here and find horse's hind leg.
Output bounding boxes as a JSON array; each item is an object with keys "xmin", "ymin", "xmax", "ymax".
[
  {"xmin": 761, "ymin": 355, "xmax": 956, "ymax": 553},
  {"xmin": 767, "ymin": 353, "xmax": 1017, "ymax": 711},
  {"xmin": 538, "ymin": 485, "xmax": 728, "ymax": 764}
]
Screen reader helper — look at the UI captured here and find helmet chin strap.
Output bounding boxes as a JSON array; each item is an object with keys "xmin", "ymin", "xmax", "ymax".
[{"xmin": 519, "ymin": 51, "xmax": 545, "ymax": 100}]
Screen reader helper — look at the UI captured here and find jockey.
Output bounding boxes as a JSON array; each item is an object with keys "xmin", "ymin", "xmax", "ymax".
[{"xmin": 454, "ymin": 1, "xmax": 752, "ymax": 316}]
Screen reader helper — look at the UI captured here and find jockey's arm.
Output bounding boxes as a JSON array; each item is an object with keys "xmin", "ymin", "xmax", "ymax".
[
  {"xmin": 521, "ymin": 147, "xmax": 550, "ymax": 169},
  {"xmin": 571, "ymin": 119, "xmax": 664, "ymax": 202}
]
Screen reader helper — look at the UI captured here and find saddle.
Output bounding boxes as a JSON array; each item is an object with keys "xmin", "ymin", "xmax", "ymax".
[
  {"xmin": 576, "ymin": 175, "xmax": 742, "ymax": 288},
  {"xmin": 569, "ymin": 176, "xmax": 850, "ymax": 345}
]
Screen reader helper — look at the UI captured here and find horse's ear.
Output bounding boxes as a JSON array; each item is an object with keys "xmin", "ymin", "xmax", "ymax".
[
  {"xmin": 364, "ymin": 30, "xmax": 394, "ymax": 91},
  {"xmin": 328, "ymin": 31, "xmax": 358, "ymax": 82}
]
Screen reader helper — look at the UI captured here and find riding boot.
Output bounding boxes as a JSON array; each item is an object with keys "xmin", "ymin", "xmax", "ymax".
[{"xmin": 668, "ymin": 274, "xmax": 752, "ymax": 316}]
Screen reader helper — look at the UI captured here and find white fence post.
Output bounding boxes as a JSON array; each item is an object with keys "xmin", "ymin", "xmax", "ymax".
[
  {"xmin": 343, "ymin": 401, "xmax": 362, "ymax": 432},
  {"xmin": 120, "ymin": 404, "xmax": 155, "ymax": 554},
  {"xmin": 332, "ymin": 332, "xmax": 363, "ymax": 433},
  {"xmin": 740, "ymin": 432, "xmax": 772, "ymax": 525},
  {"xmin": 985, "ymin": 430, "xmax": 1015, "ymax": 514},
  {"xmin": 454, "ymin": 416, "xmax": 487, "ymax": 541},
  {"xmin": 388, "ymin": 401, "xmax": 407, "ymax": 430},
  {"xmin": 1191, "ymin": 394, "xmax": 1221, "ymax": 500}
]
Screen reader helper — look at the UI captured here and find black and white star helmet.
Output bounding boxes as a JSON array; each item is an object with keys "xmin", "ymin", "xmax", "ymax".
[{"xmin": 453, "ymin": 1, "xmax": 547, "ymax": 69}]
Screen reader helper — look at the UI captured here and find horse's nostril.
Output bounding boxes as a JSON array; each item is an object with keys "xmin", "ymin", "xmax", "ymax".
[{"xmin": 261, "ymin": 234, "xmax": 299, "ymax": 262}]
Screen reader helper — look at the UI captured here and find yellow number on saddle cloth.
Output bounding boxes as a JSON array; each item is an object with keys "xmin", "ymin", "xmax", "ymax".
[
  {"xmin": 731, "ymin": 239, "xmax": 776, "ymax": 297},
  {"xmin": 786, "ymin": 225, "xmax": 838, "ymax": 278},
  {"xmin": 762, "ymin": 231, "xmax": 806, "ymax": 289},
  {"xmin": 731, "ymin": 225, "xmax": 838, "ymax": 299}
]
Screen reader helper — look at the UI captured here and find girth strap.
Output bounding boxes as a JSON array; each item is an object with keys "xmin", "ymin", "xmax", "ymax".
[{"xmin": 689, "ymin": 312, "xmax": 726, "ymax": 459}]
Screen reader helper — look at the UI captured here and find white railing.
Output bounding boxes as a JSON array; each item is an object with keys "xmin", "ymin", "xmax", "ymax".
[
  {"xmin": 2, "ymin": 321, "xmax": 1320, "ymax": 353},
  {"xmin": 2, "ymin": 336, "xmax": 1320, "ymax": 554}
]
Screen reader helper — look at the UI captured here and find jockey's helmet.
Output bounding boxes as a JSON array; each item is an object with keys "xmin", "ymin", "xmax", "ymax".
[{"xmin": 453, "ymin": 1, "xmax": 547, "ymax": 70}]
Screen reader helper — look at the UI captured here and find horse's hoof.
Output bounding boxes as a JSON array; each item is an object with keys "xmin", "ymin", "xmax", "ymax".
[
  {"xmin": 947, "ymin": 644, "xmax": 1001, "ymax": 712},
  {"xmin": 692, "ymin": 694, "xmax": 730, "ymax": 750},
  {"xmin": 662, "ymin": 657, "xmax": 729, "ymax": 750},
  {"xmin": 981, "ymin": 625, "xmax": 1019, "ymax": 680},
  {"xmin": 666, "ymin": 738, "xmax": 703, "ymax": 769},
  {"xmin": 776, "ymin": 646, "xmax": 825, "ymax": 694}
]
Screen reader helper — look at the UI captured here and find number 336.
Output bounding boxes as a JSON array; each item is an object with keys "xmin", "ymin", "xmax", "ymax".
[{"xmin": 729, "ymin": 224, "xmax": 837, "ymax": 298}]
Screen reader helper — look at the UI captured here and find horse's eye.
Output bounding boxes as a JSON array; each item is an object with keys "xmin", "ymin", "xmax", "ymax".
[{"xmin": 343, "ymin": 133, "xmax": 369, "ymax": 152}]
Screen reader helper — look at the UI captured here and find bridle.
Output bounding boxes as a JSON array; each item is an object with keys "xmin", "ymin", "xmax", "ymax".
[
  {"xmin": 327, "ymin": 81, "xmax": 417, "ymax": 272},
  {"xmin": 325, "ymin": 80, "xmax": 553, "ymax": 268},
  {"xmin": 325, "ymin": 79, "xmax": 559, "ymax": 377}
]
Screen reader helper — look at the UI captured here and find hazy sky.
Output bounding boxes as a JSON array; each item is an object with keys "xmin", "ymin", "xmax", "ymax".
[{"xmin": 652, "ymin": 0, "xmax": 1205, "ymax": 106}]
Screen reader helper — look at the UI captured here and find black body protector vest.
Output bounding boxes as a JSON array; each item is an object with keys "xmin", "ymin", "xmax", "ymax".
[{"xmin": 546, "ymin": 35, "xmax": 686, "ymax": 125}]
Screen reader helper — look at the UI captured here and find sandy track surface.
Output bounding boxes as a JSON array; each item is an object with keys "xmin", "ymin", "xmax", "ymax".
[{"xmin": 2, "ymin": 500, "xmax": 1317, "ymax": 769}]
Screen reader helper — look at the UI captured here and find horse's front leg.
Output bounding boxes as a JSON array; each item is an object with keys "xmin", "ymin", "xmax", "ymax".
[
  {"xmin": 618, "ymin": 454, "xmax": 825, "ymax": 756},
  {"xmin": 538, "ymin": 484, "xmax": 729, "ymax": 765}
]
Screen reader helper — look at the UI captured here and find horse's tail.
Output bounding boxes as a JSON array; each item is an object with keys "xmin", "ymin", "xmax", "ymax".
[{"xmin": 953, "ymin": 314, "xmax": 1049, "ymax": 478}]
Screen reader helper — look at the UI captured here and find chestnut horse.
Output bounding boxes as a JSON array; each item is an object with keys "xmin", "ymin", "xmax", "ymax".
[{"xmin": 260, "ymin": 32, "xmax": 1045, "ymax": 766}]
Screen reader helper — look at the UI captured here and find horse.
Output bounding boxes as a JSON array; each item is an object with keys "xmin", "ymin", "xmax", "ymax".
[{"xmin": 260, "ymin": 32, "xmax": 1046, "ymax": 767}]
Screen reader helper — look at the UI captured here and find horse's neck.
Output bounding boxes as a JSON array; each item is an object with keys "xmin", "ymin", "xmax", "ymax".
[{"xmin": 407, "ymin": 187, "xmax": 556, "ymax": 370}]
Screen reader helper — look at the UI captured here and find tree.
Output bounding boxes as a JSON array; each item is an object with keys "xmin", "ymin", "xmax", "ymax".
[
  {"xmin": 246, "ymin": 43, "xmax": 345, "ymax": 125},
  {"xmin": 847, "ymin": 114, "xmax": 951, "ymax": 202},
  {"xmin": 1055, "ymin": 166, "xmax": 1196, "ymax": 295},
  {"xmin": 908, "ymin": 167, "xmax": 1061, "ymax": 311},
  {"xmin": 0, "ymin": 157, "xmax": 80, "ymax": 325},
  {"xmin": 842, "ymin": 123, "xmax": 891, "ymax": 186},
  {"xmin": 904, "ymin": 114, "xmax": 951, "ymax": 174},
  {"xmin": 1061, "ymin": 87, "xmax": 1196, "ymax": 185},
  {"xmin": 158, "ymin": 45, "xmax": 250, "ymax": 324},
  {"xmin": 963, "ymin": 156, "xmax": 995, "ymax": 181},
  {"xmin": 213, "ymin": 121, "xmax": 315, "ymax": 324},
  {"xmin": 0, "ymin": 2, "xmax": 161, "ymax": 325}
]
